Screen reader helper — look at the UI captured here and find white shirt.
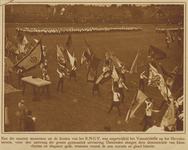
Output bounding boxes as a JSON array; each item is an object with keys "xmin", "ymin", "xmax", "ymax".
[
  {"xmin": 118, "ymin": 77, "xmax": 124, "ymax": 88},
  {"xmin": 113, "ymin": 92, "xmax": 120, "ymax": 102}
]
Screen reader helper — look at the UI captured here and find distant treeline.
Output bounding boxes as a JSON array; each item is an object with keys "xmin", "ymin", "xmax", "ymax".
[{"xmin": 5, "ymin": 4, "xmax": 184, "ymax": 24}]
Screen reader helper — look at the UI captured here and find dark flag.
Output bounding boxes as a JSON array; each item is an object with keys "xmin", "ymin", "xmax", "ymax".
[
  {"xmin": 84, "ymin": 38, "xmax": 94, "ymax": 55},
  {"xmin": 90, "ymin": 56, "xmax": 101, "ymax": 71},
  {"xmin": 165, "ymin": 65, "xmax": 183, "ymax": 96},
  {"xmin": 159, "ymin": 64, "xmax": 173, "ymax": 78},
  {"xmin": 148, "ymin": 45, "xmax": 167, "ymax": 60},
  {"xmin": 87, "ymin": 68, "xmax": 97, "ymax": 82},
  {"xmin": 65, "ymin": 33, "xmax": 73, "ymax": 51},
  {"xmin": 130, "ymin": 51, "xmax": 145, "ymax": 74},
  {"xmin": 81, "ymin": 50, "xmax": 91, "ymax": 65},
  {"xmin": 56, "ymin": 43, "xmax": 70, "ymax": 76},
  {"xmin": 95, "ymin": 70, "xmax": 112, "ymax": 84},
  {"xmin": 87, "ymin": 56, "xmax": 101, "ymax": 82},
  {"xmin": 170, "ymin": 73, "xmax": 183, "ymax": 96},
  {"xmin": 12, "ymin": 40, "xmax": 43, "ymax": 72}
]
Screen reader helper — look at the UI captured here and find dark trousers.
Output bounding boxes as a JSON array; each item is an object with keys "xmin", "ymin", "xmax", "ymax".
[
  {"xmin": 69, "ymin": 71, "xmax": 76, "ymax": 82},
  {"xmin": 92, "ymin": 84, "xmax": 100, "ymax": 97},
  {"xmin": 108, "ymin": 101, "xmax": 121, "ymax": 116},
  {"xmin": 176, "ymin": 118, "xmax": 183, "ymax": 131},
  {"xmin": 167, "ymin": 43, "xmax": 169, "ymax": 49},
  {"xmin": 119, "ymin": 88, "xmax": 124, "ymax": 103},
  {"xmin": 18, "ymin": 75, "xmax": 24, "ymax": 86},
  {"xmin": 57, "ymin": 78, "xmax": 64, "ymax": 91},
  {"xmin": 139, "ymin": 79, "xmax": 145, "ymax": 92},
  {"xmin": 142, "ymin": 115, "xmax": 153, "ymax": 131}
]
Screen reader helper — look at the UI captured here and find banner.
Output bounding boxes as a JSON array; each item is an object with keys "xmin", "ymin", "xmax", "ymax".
[
  {"xmin": 130, "ymin": 51, "xmax": 145, "ymax": 74},
  {"xmin": 13, "ymin": 40, "xmax": 43, "ymax": 71},
  {"xmin": 125, "ymin": 89, "xmax": 147, "ymax": 122}
]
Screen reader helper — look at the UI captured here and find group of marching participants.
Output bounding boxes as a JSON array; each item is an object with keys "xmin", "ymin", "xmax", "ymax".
[
  {"xmin": 5, "ymin": 30, "xmax": 183, "ymax": 132},
  {"xmin": 16, "ymin": 26, "xmax": 142, "ymax": 36},
  {"xmin": 155, "ymin": 27, "xmax": 183, "ymax": 49}
]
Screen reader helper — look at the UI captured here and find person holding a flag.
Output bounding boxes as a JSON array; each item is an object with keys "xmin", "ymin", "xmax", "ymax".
[
  {"xmin": 167, "ymin": 40, "xmax": 170, "ymax": 49},
  {"xmin": 139, "ymin": 70, "xmax": 147, "ymax": 93},
  {"xmin": 108, "ymin": 80, "xmax": 121, "ymax": 117},
  {"xmin": 142, "ymin": 97, "xmax": 154, "ymax": 131},
  {"xmin": 69, "ymin": 56, "xmax": 77, "ymax": 82},
  {"xmin": 118, "ymin": 74, "xmax": 128, "ymax": 104},
  {"xmin": 178, "ymin": 36, "xmax": 181, "ymax": 46},
  {"xmin": 57, "ymin": 69, "xmax": 65, "ymax": 92},
  {"xmin": 17, "ymin": 69, "xmax": 24, "ymax": 86},
  {"xmin": 92, "ymin": 76, "xmax": 100, "ymax": 97}
]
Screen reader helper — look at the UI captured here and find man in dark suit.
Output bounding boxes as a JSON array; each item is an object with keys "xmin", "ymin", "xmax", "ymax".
[{"xmin": 24, "ymin": 110, "xmax": 35, "ymax": 131}]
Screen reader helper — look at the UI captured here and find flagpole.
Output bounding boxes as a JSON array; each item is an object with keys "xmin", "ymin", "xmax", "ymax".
[{"xmin": 125, "ymin": 88, "xmax": 138, "ymax": 122}]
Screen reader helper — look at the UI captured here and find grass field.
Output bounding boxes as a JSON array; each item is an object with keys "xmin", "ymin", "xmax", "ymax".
[{"xmin": 4, "ymin": 24, "xmax": 183, "ymax": 132}]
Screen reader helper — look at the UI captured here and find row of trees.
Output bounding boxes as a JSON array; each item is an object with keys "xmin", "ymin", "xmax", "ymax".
[{"xmin": 5, "ymin": 4, "xmax": 183, "ymax": 24}]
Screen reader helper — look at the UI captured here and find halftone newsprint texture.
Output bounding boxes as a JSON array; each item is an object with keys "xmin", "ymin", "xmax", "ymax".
[{"xmin": 0, "ymin": 0, "xmax": 187, "ymax": 149}]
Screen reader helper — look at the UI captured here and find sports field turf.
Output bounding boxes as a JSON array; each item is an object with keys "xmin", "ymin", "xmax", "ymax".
[{"xmin": 4, "ymin": 24, "xmax": 183, "ymax": 132}]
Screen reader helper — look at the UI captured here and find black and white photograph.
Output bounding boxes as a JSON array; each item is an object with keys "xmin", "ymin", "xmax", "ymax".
[{"xmin": 1, "ymin": 0, "xmax": 187, "ymax": 149}]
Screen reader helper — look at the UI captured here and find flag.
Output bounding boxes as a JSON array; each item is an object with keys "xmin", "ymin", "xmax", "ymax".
[
  {"xmin": 57, "ymin": 44, "xmax": 66, "ymax": 63},
  {"xmin": 111, "ymin": 55, "xmax": 122, "ymax": 68},
  {"xmin": 177, "ymin": 95, "xmax": 183, "ymax": 105},
  {"xmin": 84, "ymin": 38, "xmax": 94, "ymax": 55},
  {"xmin": 125, "ymin": 89, "xmax": 147, "ymax": 122},
  {"xmin": 130, "ymin": 51, "xmax": 145, "ymax": 74},
  {"xmin": 12, "ymin": 40, "xmax": 43, "ymax": 71},
  {"xmin": 81, "ymin": 50, "xmax": 90, "ymax": 65},
  {"xmin": 56, "ymin": 44, "xmax": 70, "ymax": 75},
  {"xmin": 166, "ymin": 65, "xmax": 183, "ymax": 95},
  {"xmin": 148, "ymin": 63, "xmax": 158, "ymax": 87},
  {"xmin": 159, "ymin": 64, "xmax": 173, "ymax": 78},
  {"xmin": 90, "ymin": 56, "xmax": 101, "ymax": 71},
  {"xmin": 56, "ymin": 42, "xmax": 69, "ymax": 63},
  {"xmin": 22, "ymin": 36, "xmax": 29, "ymax": 45},
  {"xmin": 148, "ymin": 45, "xmax": 167, "ymax": 60},
  {"xmin": 87, "ymin": 56, "xmax": 101, "ymax": 82},
  {"xmin": 34, "ymin": 39, "xmax": 39, "ymax": 43},
  {"xmin": 67, "ymin": 49, "xmax": 75, "ymax": 67},
  {"xmin": 87, "ymin": 68, "xmax": 97, "ymax": 82},
  {"xmin": 148, "ymin": 63, "xmax": 172, "ymax": 101},
  {"xmin": 170, "ymin": 73, "xmax": 183, "ymax": 95},
  {"xmin": 166, "ymin": 30, "xmax": 172, "ymax": 43},
  {"xmin": 34, "ymin": 39, "xmax": 45, "ymax": 50},
  {"xmin": 160, "ymin": 99, "xmax": 176, "ymax": 127},
  {"xmin": 57, "ymin": 60, "xmax": 70, "ymax": 76},
  {"xmin": 95, "ymin": 70, "xmax": 112, "ymax": 84},
  {"xmin": 65, "ymin": 33, "xmax": 73, "ymax": 51}
]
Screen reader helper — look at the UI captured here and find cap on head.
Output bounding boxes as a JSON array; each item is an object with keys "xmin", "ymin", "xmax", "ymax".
[{"xmin": 21, "ymin": 100, "xmax": 25, "ymax": 104}]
